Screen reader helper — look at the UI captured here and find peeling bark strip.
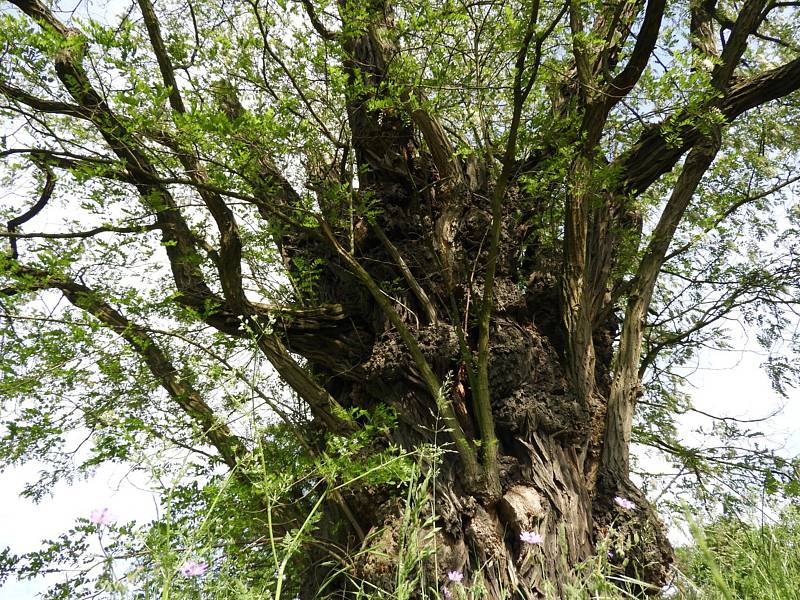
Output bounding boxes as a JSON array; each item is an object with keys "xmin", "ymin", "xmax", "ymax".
[{"xmin": 3, "ymin": 0, "xmax": 800, "ymax": 596}]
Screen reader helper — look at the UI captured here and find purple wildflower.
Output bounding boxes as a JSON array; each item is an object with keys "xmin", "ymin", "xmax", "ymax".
[
  {"xmin": 447, "ymin": 570, "xmax": 463, "ymax": 583},
  {"xmin": 89, "ymin": 508, "xmax": 114, "ymax": 525},
  {"xmin": 520, "ymin": 530, "xmax": 544, "ymax": 545},
  {"xmin": 613, "ymin": 496, "xmax": 636, "ymax": 510},
  {"xmin": 178, "ymin": 560, "xmax": 209, "ymax": 577},
  {"xmin": 441, "ymin": 587, "xmax": 453, "ymax": 600}
]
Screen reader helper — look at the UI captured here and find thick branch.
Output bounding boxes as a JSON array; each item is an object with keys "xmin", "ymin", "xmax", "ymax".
[
  {"xmin": 410, "ymin": 103, "xmax": 465, "ymax": 189},
  {"xmin": 617, "ymin": 56, "xmax": 800, "ymax": 197},
  {"xmin": 603, "ymin": 131, "xmax": 721, "ymax": 479},
  {"xmin": 569, "ymin": 0, "xmax": 594, "ymax": 97},
  {"xmin": 606, "ymin": 0, "xmax": 667, "ymax": 101},
  {"xmin": 0, "ymin": 79, "xmax": 90, "ymax": 119},
  {"xmin": 591, "ymin": 0, "xmax": 646, "ymax": 77},
  {"xmin": 690, "ymin": 0, "xmax": 719, "ymax": 58},
  {"xmin": 712, "ymin": 0, "xmax": 769, "ymax": 88},
  {"xmin": 137, "ymin": 0, "xmax": 187, "ymax": 114},
  {"xmin": 300, "ymin": 0, "xmax": 337, "ymax": 41}
]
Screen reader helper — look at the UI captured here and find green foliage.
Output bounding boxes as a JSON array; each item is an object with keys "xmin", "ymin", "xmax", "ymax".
[
  {"xmin": 0, "ymin": 426, "xmax": 419, "ymax": 599},
  {"xmin": 676, "ymin": 506, "xmax": 800, "ymax": 600}
]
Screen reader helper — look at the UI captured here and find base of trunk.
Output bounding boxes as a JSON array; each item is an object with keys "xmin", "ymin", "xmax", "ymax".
[{"xmin": 329, "ymin": 439, "xmax": 673, "ymax": 599}]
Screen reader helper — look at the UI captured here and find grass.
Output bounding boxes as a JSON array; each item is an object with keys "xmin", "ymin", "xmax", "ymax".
[{"xmin": 673, "ymin": 506, "xmax": 800, "ymax": 600}]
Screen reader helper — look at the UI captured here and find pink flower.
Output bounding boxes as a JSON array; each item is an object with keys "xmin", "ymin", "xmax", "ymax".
[
  {"xmin": 614, "ymin": 496, "xmax": 636, "ymax": 510},
  {"xmin": 520, "ymin": 530, "xmax": 544, "ymax": 544},
  {"xmin": 447, "ymin": 570, "xmax": 463, "ymax": 583},
  {"xmin": 89, "ymin": 508, "xmax": 114, "ymax": 525},
  {"xmin": 178, "ymin": 560, "xmax": 208, "ymax": 577}
]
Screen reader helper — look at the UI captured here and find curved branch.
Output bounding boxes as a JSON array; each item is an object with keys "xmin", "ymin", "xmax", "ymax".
[
  {"xmin": 300, "ymin": 0, "xmax": 337, "ymax": 41},
  {"xmin": 6, "ymin": 161, "xmax": 56, "ymax": 259},
  {"xmin": 604, "ymin": 131, "xmax": 721, "ymax": 479},
  {"xmin": 606, "ymin": 0, "xmax": 667, "ymax": 101}
]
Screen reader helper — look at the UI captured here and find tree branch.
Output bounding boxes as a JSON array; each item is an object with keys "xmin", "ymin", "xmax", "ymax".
[
  {"xmin": 473, "ymin": 0, "xmax": 543, "ymax": 495},
  {"xmin": 713, "ymin": 0, "xmax": 769, "ymax": 88},
  {"xmin": 607, "ymin": 0, "xmax": 667, "ymax": 101},
  {"xmin": 0, "ymin": 79, "xmax": 90, "ymax": 119},
  {"xmin": 137, "ymin": 0, "xmax": 187, "ymax": 114},
  {"xmin": 0, "ymin": 223, "xmax": 160, "ymax": 240},
  {"xmin": 300, "ymin": 0, "xmax": 337, "ymax": 41},
  {"xmin": 690, "ymin": 0, "xmax": 719, "ymax": 59},
  {"xmin": 616, "ymin": 56, "xmax": 800, "ymax": 197},
  {"xmin": 372, "ymin": 222, "xmax": 437, "ymax": 324},
  {"xmin": 603, "ymin": 130, "xmax": 721, "ymax": 479},
  {"xmin": 1, "ymin": 268, "xmax": 248, "ymax": 470},
  {"xmin": 5, "ymin": 161, "xmax": 56, "ymax": 259}
]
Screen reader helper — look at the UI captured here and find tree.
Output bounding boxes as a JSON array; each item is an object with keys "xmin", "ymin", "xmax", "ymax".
[{"xmin": 2, "ymin": 0, "xmax": 800, "ymax": 596}]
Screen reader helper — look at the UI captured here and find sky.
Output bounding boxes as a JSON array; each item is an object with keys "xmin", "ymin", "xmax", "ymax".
[
  {"xmin": 0, "ymin": 462, "xmax": 159, "ymax": 599},
  {"xmin": 679, "ymin": 347, "xmax": 800, "ymax": 456}
]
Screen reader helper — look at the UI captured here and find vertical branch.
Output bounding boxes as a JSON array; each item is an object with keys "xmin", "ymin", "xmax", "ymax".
[
  {"xmin": 137, "ymin": 0, "xmax": 186, "ymax": 114},
  {"xmin": 562, "ymin": 155, "xmax": 596, "ymax": 405},
  {"xmin": 561, "ymin": 0, "xmax": 602, "ymax": 425},
  {"xmin": 602, "ymin": 132, "xmax": 721, "ymax": 478},
  {"xmin": 690, "ymin": 0, "xmax": 719, "ymax": 59},
  {"xmin": 473, "ymin": 0, "xmax": 544, "ymax": 495},
  {"xmin": 569, "ymin": 0, "xmax": 594, "ymax": 98},
  {"xmin": 712, "ymin": 0, "xmax": 769, "ymax": 88}
]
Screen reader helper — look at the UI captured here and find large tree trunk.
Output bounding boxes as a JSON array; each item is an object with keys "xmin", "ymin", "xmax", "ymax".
[
  {"xmin": 299, "ymin": 313, "xmax": 673, "ymax": 597},
  {"xmin": 288, "ymin": 156, "xmax": 672, "ymax": 596}
]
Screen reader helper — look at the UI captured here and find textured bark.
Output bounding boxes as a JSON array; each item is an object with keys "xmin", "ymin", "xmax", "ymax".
[{"xmin": 285, "ymin": 154, "xmax": 673, "ymax": 596}]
